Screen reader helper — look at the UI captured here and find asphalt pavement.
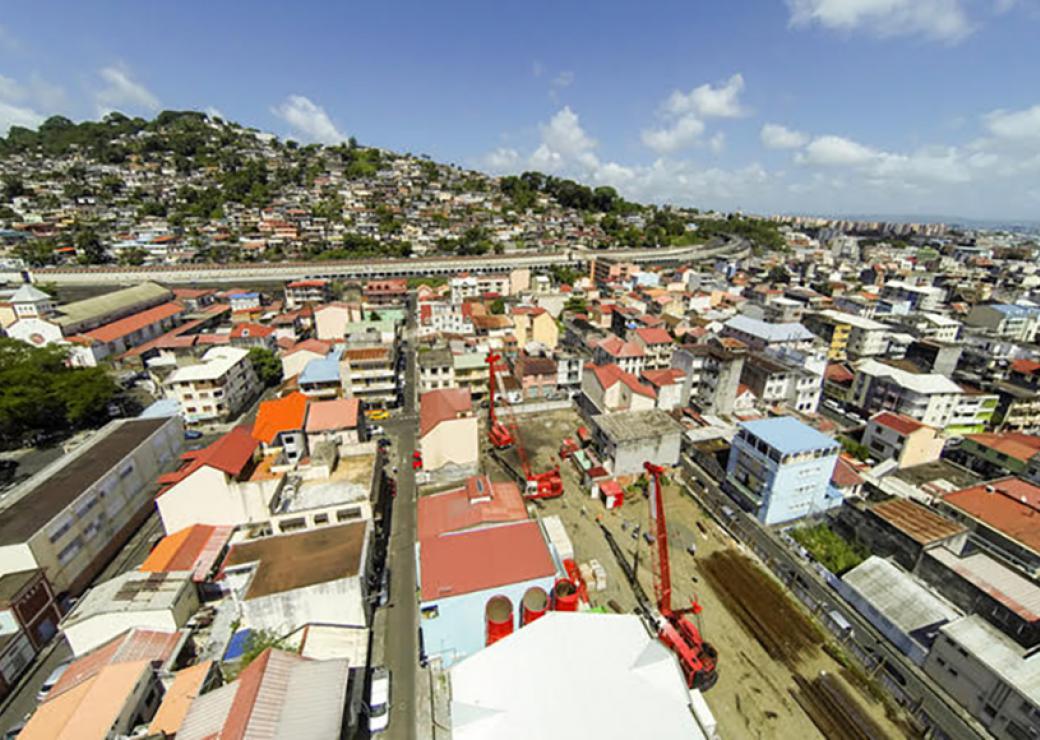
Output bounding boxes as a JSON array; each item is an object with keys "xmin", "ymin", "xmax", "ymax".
[{"xmin": 382, "ymin": 305, "xmax": 419, "ymax": 740}]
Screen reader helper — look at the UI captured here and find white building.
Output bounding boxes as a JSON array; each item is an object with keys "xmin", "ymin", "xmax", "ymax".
[
  {"xmin": 851, "ymin": 359, "xmax": 963, "ymax": 430},
  {"xmin": 450, "ymin": 612, "xmax": 709, "ymax": 740},
  {"xmin": 59, "ymin": 570, "xmax": 198, "ymax": 656},
  {"xmin": 165, "ymin": 346, "xmax": 260, "ymax": 424}
]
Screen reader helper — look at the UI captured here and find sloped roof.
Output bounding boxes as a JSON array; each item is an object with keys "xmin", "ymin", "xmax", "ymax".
[
  {"xmin": 420, "ymin": 520, "xmax": 555, "ymax": 601},
  {"xmin": 634, "ymin": 326, "xmax": 672, "ymax": 345},
  {"xmin": 9, "ymin": 283, "xmax": 51, "ymax": 303},
  {"xmin": 157, "ymin": 426, "xmax": 257, "ymax": 492},
  {"xmin": 252, "ymin": 391, "xmax": 310, "ymax": 444},
  {"xmin": 943, "ymin": 477, "xmax": 1040, "ymax": 553},
  {"xmin": 177, "ymin": 649, "xmax": 350, "ymax": 740},
  {"xmin": 871, "ymin": 411, "xmax": 928, "ymax": 436},
  {"xmin": 48, "ymin": 628, "xmax": 182, "ymax": 700},
  {"xmin": 139, "ymin": 525, "xmax": 234, "ymax": 582},
  {"xmin": 230, "ymin": 322, "xmax": 275, "ymax": 339},
  {"xmin": 54, "ymin": 281, "xmax": 170, "ymax": 329},
  {"xmin": 870, "ymin": 498, "xmax": 966, "ymax": 545},
  {"xmin": 420, "ymin": 388, "xmax": 473, "ymax": 437},
  {"xmin": 19, "ymin": 661, "xmax": 152, "ymax": 740},
  {"xmin": 148, "ymin": 661, "xmax": 215, "ymax": 736},
  {"xmin": 83, "ymin": 301, "xmax": 184, "ymax": 343},
  {"xmin": 597, "ymin": 335, "xmax": 644, "ymax": 358},
  {"xmin": 965, "ymin": 432, "xmax": 1040, "ymax": 464},
  {"xmin": 418, "ymin": 476, "xmax": 526, "ymax": 542},
  {"xmin": 305, "ymin": 397, "xmax": 361, "ymax": 432}
]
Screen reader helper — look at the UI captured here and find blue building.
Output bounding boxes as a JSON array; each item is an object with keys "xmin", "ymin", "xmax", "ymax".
[{"xmin": 725, "ymin": 416, "xmax": 841, "ymax": 525}]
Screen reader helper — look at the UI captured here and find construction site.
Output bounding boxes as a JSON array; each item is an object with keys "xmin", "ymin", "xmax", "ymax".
[{"xmin": 478, "ymin": 397, "xmax": 913, "ymax": 739}]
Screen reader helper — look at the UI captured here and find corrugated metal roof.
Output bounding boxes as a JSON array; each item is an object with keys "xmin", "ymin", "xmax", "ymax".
[
  {"xmin": 177, "ymin": 680, "xmax": 237, "ymax": 740},
  {"xmin": 274, "ymin": 657, "xmax": 351, "ymax": 738},
  {"xmin": 843, "ymin": 556, "xmax": 961, "ymax": 637},
  {"xmin": 929, "ymin": 548, "xmax": 1040, "ymax": 621}
]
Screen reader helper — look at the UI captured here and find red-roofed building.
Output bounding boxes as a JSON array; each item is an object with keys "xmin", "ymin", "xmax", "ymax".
[
  {"xmin": 280, "ymin": 338, "xmax": 332, "ymax": 380},
  {"xmin": 252, "ymin": 391, "xmax": 310, "ymax": 462},
  {"xmin": 364, "ymin": 279, "xmax": 408, "ymax": 306},
  {"xmin": 940, "ymin": 478, "xmax": 1040, "ymax": 577},
  {"xmin": 57, "ymin": 301, "xmax": 187, "ymax": 366},
  {"xmin": 228, "ymin": 322, "xmax": 276, "ymax": 349},
  {"xmin": 139, "ymin": 525, "xmax": 233, "ymax": 582},
  {"xmin": 419, "ymin": 389, "xmax": 478, "ymax": 475},
  {"xmin": 952, "ymin": 432, "xmax": 1040, "ymax": 479},
  {"xmin": 284, "ymin": 279, "xmax": 331, "ymax": 309},
  {"xmin": 305, "ymin": 397, "xmax": 363, "ymax": 447},
  {"xmin": 581, "ymin": 362, "xmax": 656, "ymax": 415},
  {"xmin": 640, "ymin": 368, "xmax": 685, "ymax": 411},
  {"xmin": 418, "ymin": 519, "xmax": 557, "ymax": 666},
  {"xmin": 156, "ymin": 427, "xmax": 279, "ymax": 534},
  {"xmin": 418, "ymin": 475, "xmax": 526, "ymax": 542},
  {"xmin": 593, "ymin": 335, "xmax": 645, "ymax": 375},
  {"xmin": 632, "ymin": 326, "xmax": 674, "ymax": 370},
  {"xmin": 862, "ymin": 411, "xmax": 945, "ymax": 469}
]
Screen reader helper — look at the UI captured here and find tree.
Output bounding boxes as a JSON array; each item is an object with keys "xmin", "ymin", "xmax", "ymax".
[
  {"xmin": 768, "ymin": 265, "xmax": 790, "ymax": 284},
  {"xmin": 489, "ymin": 298, "xmax": 506, "ymax": 315},
  {"xmin": 1, "ymin": 174, "xmax": 27, "ymax": 202},
  {"xmin": 248, "ymin": 347, "xmax": 283, "ymax": 387},
  {"xmin": 14, "ymin": 239, "xmax": 56, "ymax": 268},
  {"xmin": 119, "ymin": 247, "xmax": 148, "ymax": 266},
  {"xmin": 75, "ymin": 227, "xmax": 108, "ymax": 265}
]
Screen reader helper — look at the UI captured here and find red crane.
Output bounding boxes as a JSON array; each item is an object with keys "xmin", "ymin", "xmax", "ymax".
[
  {"xmin": 484, "ymin": 352, "xmax": 563, "ymax": 500},
  {"xmin": 644, "ymin": 461, "xmax": 718, "ymax": 690}
]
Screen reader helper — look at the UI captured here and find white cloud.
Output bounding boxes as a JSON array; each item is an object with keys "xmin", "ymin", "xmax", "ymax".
[
  {"xmin": 786, "ymin": 0, "xmax": 973, "ymax": 42},
  {"xmin": 529, "ymin": 106, "xmax": 599, "ymax": 172},
  {"xmin": 205, "ymin": 106, "xmax": 226, "ymax": 121},
  {"xmin": 0, "ymin": 99, "xmax": 44, "ymax": 135},
  {"xmin": 27, "ymin": 75, "xmax": 65, "ymax": 112},
  {"xmin": 663, "ymin": 74, "xmax": 747, "ymax": 119},
  {"xmin": 985, "ymin": 104, "xmax": 1040, "ymax": 140},
  {"xmin": 95, "ymin": 65, "xmax": 160, "ymax": 114},
  {"xmin": 709, "ymin": 132, "xmax": 726, "ymax": 154},
  {"xmin": 761, "ymin": 123, "xmax": 809, "ymax": 149},
  {"xmin": 799, "ymin": 134, "xmax": 879, "ymax": 166},
  {"xmin": 271, "ymin": 95, "xmax": 346, "ymax": 144},
  {"xmin": 482, "ymin": 147, "xmax": 521, "ymax": 173},
  {"xmin": 641, "ymin": 115, "xmax": 706, "ymax": 153}
]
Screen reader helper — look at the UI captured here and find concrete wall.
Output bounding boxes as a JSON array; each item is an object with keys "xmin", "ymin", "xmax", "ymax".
[
  {"xmin": 63, "ymin": 590, "xmax": 197, "ymax": 657},
  {"xmin": 421, "ymin": 417, "xmax": 479, "ymax": 472},
  {"xmin": 606, "ymin": 429, "xmax": 682, "ymax": 476},
  {"xmin": 419, "ymin": 575, "xmax": 556, "ymax": 668}
]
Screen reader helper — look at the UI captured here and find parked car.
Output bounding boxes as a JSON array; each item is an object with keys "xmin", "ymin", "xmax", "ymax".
[
  {"xmin": 368, "ymin": 666, "xmax": 391, "ymax": 734},
  {"xmin": 369, "ymin": 425, "xmax": 385, "ymax": 436},
  {"xmin": 184, "ymin": 429, "xmax": 203, "ymax": 440},
  {"xmin": 366, "ymin": 409, "xmax": 390, "ymax": 421},
  {"xmin": 37, "ymin": 660, "xmax": 72, "ymax": 703}
]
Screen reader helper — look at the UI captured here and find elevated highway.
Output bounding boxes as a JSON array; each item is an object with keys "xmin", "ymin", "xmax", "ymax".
[{"xmin": 26, "ymin": 239, "xmax": 748, "ymax": 286}]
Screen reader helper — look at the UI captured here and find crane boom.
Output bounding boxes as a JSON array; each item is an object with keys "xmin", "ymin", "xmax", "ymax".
[{"xmin": 645, "ymin": 461, "xmax": 673, "ymax": 616}]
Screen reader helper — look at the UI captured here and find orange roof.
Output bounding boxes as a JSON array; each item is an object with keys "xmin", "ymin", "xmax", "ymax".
[
  {"xmin": 597, "ymin": 335, "xmax": 644, "ymax": 358},
  {"xmin": 305, "ymin": 397, "xmax": 360, "ymax": 432},
  {"xmin": 420, "ymin": 388, "xmax": 472, "ymax": 437},
  {"xmin": 634, "ymin": 326, "xmax": 673, "ymax": 345},
  {"xmin": 418, "ymin": 476, "xmax": 527, "ymax": 541},
  {"xmin": 871, "ymin": 411, "xmax": 927, "ymax": 436},
  {"xmin": 1012, "ymin": 358, "xmax": 1040, "ymax": 376},
  {"xmin": 47, "ymin": 629, "xmax": 182, "ymax": 700},
  {"xmin": 139, "ymin": 525, "xmax": 233, "ymax": 582},
  {"xmin": 157, "ymin": 426, "xmax": 258, "ymax": 493},
  {"xmin": 83, "ymin": 301, "xmax": 184, "ymax": 343},
  {"xmin": 148, "ymin": 661, "xmax": 214, "ymax": 736},
  {"xmin": 252, "ymin": 391, "xmax": 309, "ymax": 444},
  {"xmin": 943, "ymin": 477, "xmax": 1040, "ymax": 553},
  {"xmin": 966, "ymin": 432, "xmax": 1040, "ymax": 464},
  {"xmin": 20, "ymin": 661, "xmax": 151, "ymax": 740}
]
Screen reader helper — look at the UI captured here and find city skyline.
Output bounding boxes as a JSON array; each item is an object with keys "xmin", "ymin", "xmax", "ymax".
[{"xmin": 1, "ymin": 1, "xmax": 1038, "ymax": 220}]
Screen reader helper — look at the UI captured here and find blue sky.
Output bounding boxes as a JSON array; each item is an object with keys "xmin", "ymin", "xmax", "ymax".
[{"xmin": 1, "ymin": 1, "xmax": 1039, "ymax": 220}]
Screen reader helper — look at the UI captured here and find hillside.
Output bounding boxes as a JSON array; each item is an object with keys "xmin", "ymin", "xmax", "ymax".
[{"xmin": 0, "ymin": 111, "xmax": 783, "ymax": 267}]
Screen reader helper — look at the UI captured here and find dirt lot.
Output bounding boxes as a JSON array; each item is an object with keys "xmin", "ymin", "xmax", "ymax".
[{"xmin": 486, "ymin": 407, "xmax": 909, "ymax": 739}]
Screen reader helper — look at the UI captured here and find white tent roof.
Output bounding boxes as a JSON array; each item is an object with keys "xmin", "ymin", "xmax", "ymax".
[{"xmin": 450, "ymin": 612, "xmax": 706, "ymax": 740}]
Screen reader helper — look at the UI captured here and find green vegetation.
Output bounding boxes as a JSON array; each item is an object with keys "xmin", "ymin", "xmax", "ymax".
[
  {"xmin": 549, "ymin": 264, "xmax": 582, "ymax": 286},
  {"xmin": 489, "ymin": 298, "xmax": 505, "ymax": 315},
  {"xmin": 790, "ymin": 523, "xmax": 869, "ymax": 574},
  {"xmin": 691, "ymin": 215, "xmax": 786, "ymax": 252},
  {"xmin": 839, "ymin": 435, "xmax": 871, "ymax": 462},
  {"xmin": 248, "ymin": 347, "xmax": 283, "ymax": 387},
  {"xmin": 0, "ymin": 339, "xmax": 119, "ymax": 449},
  {"xmin": 564, "ymin": 296, "xmax": 588, "ymax": 313}
]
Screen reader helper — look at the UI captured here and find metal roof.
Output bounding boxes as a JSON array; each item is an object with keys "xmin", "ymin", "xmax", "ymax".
[
  {"xmin": 940, "ymin": 615, "xmax": 1040, "ymax": 703},
  {"xmin": 929, "ymin": 548, "xmax": 1040, "ymax": 622},
  {"xmin": 843, "ymin": 557, "xmax": 961, "ymax": 641}
]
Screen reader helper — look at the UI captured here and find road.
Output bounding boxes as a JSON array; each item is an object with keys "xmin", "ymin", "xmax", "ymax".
[
  {"xmin": 0, "ymin": 511, "xmax": 164, "ymax": 735},
  {"xmin": 383, "ymin": 300, "xmax": 419, "ymax": 740},
  {"xmin": 682, "ymin": 457, "xmax": 987, "ymax": 740},
  {"xmin": 26, "ymin": 240, "xmax": 748, "ymax": 286}
]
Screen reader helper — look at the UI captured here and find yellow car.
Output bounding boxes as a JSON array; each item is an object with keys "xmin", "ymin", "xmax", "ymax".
[{"xmin": 365, "ymin": 409, "xmax": 390, "ymax": 421}]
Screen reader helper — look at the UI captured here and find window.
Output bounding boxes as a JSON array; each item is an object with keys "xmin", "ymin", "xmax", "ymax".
[
  {"xmin": 58, "ymin": 538, "xmax": 82, "ymax": 566},
  {"xmin": 119, "ymin": 463, "xmax": 134, "ymax": 478}
]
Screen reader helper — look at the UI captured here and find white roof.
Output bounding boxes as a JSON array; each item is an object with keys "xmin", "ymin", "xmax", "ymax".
[
  {"xmin": 855, "ymin": 359, "xmax": 962, "ymax": 395},
  {"xmin": 921, "ymin": 313, "xmax": 960, "ymax": 327},
  {"xmin": 723, "ymin": 314, "xmax": 815, "ymax": 343},
  {"xmin": 450, "ymin": 612, "xmax": 705, "ymax": 740},
  {"xmin": 817, "ymin": 309, "xmax": 888, "ymax": 331},
  {"xmin": 9, "ymin": 283, "xmax": 51, "ymax": 303},
  {"xmin": 940, "ymin": 615, "xmax": 1040, "ymax": 703},
  {"xmin": 843, "ymin": 557, "xmax": 961, "ymax": 638},
  {"xmin": 166, "ymin": 347, "xmax": 249, "ymax": 383}
]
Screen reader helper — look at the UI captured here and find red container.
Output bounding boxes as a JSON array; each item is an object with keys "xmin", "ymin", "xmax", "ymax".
[
  {"xmin": 521, "ymin": 586, "xmax": 549, "ymax": 626},
  {"xmin": 485, "ymin": 595, "xmax": 514, "ymax": 646},
  {"xmin": 552, "ymin": 579, "xmax": 579, "ymax": 612}
]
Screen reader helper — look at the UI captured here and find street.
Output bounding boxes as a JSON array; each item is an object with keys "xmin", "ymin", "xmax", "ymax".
[
  {"xmin": 681, "ymin": 457, "xmax": 987, "ymax": 740},
  {"xmin": 382, "ymin": 302, "xmax": 419, "ymax": 740}
]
